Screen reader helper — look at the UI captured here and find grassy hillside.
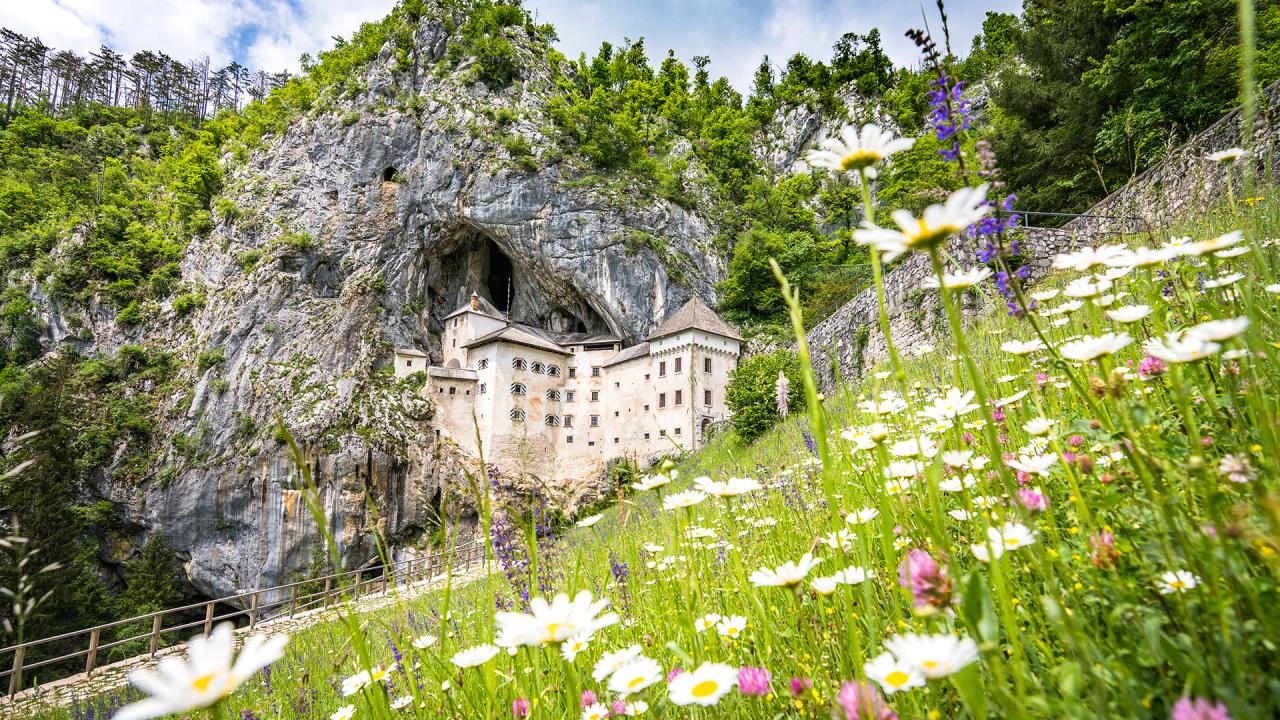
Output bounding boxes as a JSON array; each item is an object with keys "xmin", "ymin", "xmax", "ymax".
[{"xmin": 27, "ymin": 183, "xmax": 1280, "ymax": 719}]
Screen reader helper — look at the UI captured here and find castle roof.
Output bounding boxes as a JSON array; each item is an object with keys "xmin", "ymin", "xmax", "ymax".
[
  {"xmin": 464, "ymin": 324, "xmax": 571, "ymax": 355},
  {"xmin": 603, "ymin": 341, "xmax": 651, "ymax": 367},
  {"xmin": 444, "ymin": 292, "xmax": 506, "ymax": 321},
  {"xmin": 646, "ymin": 296, "xmax": 743, "ymax": 342},
  {"xmin": 394, "ymin": 347, "xmax": 430, "ymax": 358}
]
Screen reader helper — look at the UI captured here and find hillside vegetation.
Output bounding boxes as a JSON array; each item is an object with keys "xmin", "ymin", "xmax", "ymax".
[{"xmin": 2, "ymin": 0, "xmax": 1279, "ymax": 699}]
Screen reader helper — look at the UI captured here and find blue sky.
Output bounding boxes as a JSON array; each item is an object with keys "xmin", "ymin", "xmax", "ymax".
[{"xmin": 1, "ymin": 0, "xmax": 1021, "ymax": 90}]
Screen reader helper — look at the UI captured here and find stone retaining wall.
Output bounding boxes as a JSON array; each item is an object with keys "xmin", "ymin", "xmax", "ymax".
[{"xmin": 805, "ymin": 81, "xmax": 1280, "ymax": 392}]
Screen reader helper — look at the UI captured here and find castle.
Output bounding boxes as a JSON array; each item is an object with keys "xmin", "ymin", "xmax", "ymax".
[{"xmin": 394, "ymin": 292, "xmax": 743, "ymax": 483}]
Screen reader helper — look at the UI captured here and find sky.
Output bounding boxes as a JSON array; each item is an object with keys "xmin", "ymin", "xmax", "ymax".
[{"xmin": 1, "ymin": 0, "xmax": 1021, "ymax": 91}]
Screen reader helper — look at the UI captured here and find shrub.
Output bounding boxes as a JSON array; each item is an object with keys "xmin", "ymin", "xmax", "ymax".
[
  {"xmin": 724, "ymin": 349, "xmax": 806, "ymax": 440},
  {"xmin": 196, "ymin": 347, "xmax": 226, "ymax": 372},
  {"xmin": 172, "ymin": 292, "xmax": 206, "ymax": 317}
]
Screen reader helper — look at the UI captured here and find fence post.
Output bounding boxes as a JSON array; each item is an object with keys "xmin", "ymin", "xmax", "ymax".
[
  {"xmin": 248, "ymin": 592, "xmax": 260, "ymax": 629},
  {"xmin": 289, "ymin": 587, "xmax": 297, "ymax": 618},
  {"xmin": 85, "ymin": 628, "xmax": 101, "ymax": 676},
  {"xmin": 323, "ymin": 577, "xmax": 332, "ymax": 608},
  {"xmin": 149, "ymin": 613, "xmax": 163, "ymax": 656},
  {"xmin": 203, "ymin": 601, "xmax": 215, "ymax": 636},
  {"xmin": 7, "ymin": 645, "xmax": 24, "ymax": 697}
]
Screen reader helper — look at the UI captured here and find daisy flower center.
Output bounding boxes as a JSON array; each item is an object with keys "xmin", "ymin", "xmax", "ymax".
[
  {"xmin": 691, "ymin": 680, "xmax": 720, "ymax": 698},
  {"xmin": 191, "ymin": 673, "xmax": 216, "ymax": 693},
  {"xmin": 921, "ymin": 660, "xmax": 940, "ymax": 670},
  {"xmin": 628, "ymin": 676, "xmax": 646, "ymax": 689},
  {"xmin": 1170, "ymin": 580, "xmax": 1186, "ymax": 588},
  {"xmin": 840, "ymin": 150, "xmax": 881, "ymax": 172},
  {"xmin": 885, "ymin": 671, "xmax": 911, "ymax": 687},
  {"xmin": 910, "ymin": 220, "xmax": 961, "ymax": 247}
]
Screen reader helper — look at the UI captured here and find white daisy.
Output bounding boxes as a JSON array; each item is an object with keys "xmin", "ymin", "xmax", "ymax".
[
  {"xmin": 854, "ymin": 185, "xmax": 991, "ymax": 263},
  {"xmin": 607, "ymin": 656, "xmax": 664, "ymax": 696},
  {"xmin": 805, "ymin": 123, "xmax": 915, "ymax": 178},
  {"xmin": 923, "ymin": 266, "xmax": 993, "ymax": 290},
  {"xmin": 1157, "ymin": 570, "xmax": 1201, "ymax": 594},
  {"xmin": 883, "ymin": 633, "xmax": 980, "ymax": 679},
  {"xmin": 1106, "ymin": 304, "xmax": 1152, "ymax": 323},
  {"xmin": 749, "ymin": 553, "xmax": 823, "ymax": 587},
  {"xmin": 592, "ymin": 645, "xmax": 644, "ymax": 682},
  {"xmin": 864, "ymin": 651, "xmax": 926, "ymax": 694},
  {"xmin": 494, "ymin": 590, "xmax": 618, "ymax": 647},
  {"xmin": 450, "ymin": 644, "xmax": 498, "ymax": 668},
  {"xmin": 662, "ymin": 490, "xmax": 707, "ymax": 511},
  {"xmin": 1058, "ymin": 332, "xmax": 1132, "ymax": 362},
  {"xmin": 668, "ymin": 662, "xmax": 738, "ymax": 706}
]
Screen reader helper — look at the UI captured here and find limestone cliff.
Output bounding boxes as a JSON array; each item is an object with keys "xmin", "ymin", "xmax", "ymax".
[{"xmin": 29, "ymin": 5, "xmax": 727, "ymax": 601}]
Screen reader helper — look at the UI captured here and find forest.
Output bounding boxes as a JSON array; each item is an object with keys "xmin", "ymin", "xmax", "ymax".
[{"xmin": 1, "ymin": 0, "xmax": 1279, "ymax": 680}]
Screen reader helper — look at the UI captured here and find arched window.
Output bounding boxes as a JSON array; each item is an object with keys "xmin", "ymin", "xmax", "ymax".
[
  {"xmin": 530, "ymin": 361, "xmax": 545, "ymax": 374},
  {"xmin": 477, "ymin": 383, "xmax": 487, "ymax": 394},
  {"xmin": 546, "ymin": 365, "xmax": 561, "ymax": 377},
  {"xmin": 477, "ymin": 358, "xmax": 489, "ymax": 370},
  {"xmin": 510, "ymin": 383, "xmax": 527, "ymax": 395},
  {"xmin": 512, "ymin": 358, "xmax": 527, "ymax": 370},
  {"xmin": 544, "ymin": 414, "xmax": 560, "ymax": 426},
  {"xmin": 510, "ymin": 409, "xmax": 526, "ymax": 423},
  {"xmin": 546, "ymin": 389, "xmax": 561, "ymax": 401}
]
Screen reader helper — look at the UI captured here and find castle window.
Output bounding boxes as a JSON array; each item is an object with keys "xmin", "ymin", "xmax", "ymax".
[
  {"xmin": 547, "ymin": 366, "xmax": 561, "ymax": 377},
  {"xmin": 547, "ymin": 389, "xmax": 562, "ymax": 401},
  {"xmin": 590, "ymin": 415, "xmax": 599, "ymax": 427},
  {"xmin": 478, "ymin": 383, "xmax": 487, "ymax": 394},
  {"xmin": 588, "ymin": 441, "xmax": 595, "ymax": 446},
  {"xmin": 675, "ymin": 358, "xmax": 682, "ymax": 374},
  {"xmin": 591, "ymin": 366, "xmax": 601, "ymax": 377},
  {"xmin": 448, "ymin": 387, "xmax": 456, "ymax": 395},
  {"xmin": 674, "ymin": 427, "xmax": 682, "ymax": 436},
  {"xmin": 659, "ymin": 429, "xmax": 667, "ymax": 436},
  {"xmin": 659, "ymin": 361, "xmax": 667, "ymax": 377},
  {"xmin": 510, "ymin": 409, "xmax": 526, "ymax": 423},
  {"xmin": 567, "ymin": 435, "xmax": 574, "ymax": 443},
  {"xmin": 614, "ymin": 437, "xmax": 619, "ymax": 444},
  {"xmin": 704, "ymin": 390, "xmax": 712, "ymax": 406},
  {"xmin": 568, "ymin": 368, "xmax": 577, "ymax": 378},
  {"xmin": 644, "ymin": 404, "xmax": 650, "ymax": 411},
  {"xmin": 452, "ymin": 339, "xmax": 456, "ymax": 347},
  {"xmin": 531, "ymin": 362, "xmax": 545, "ymax": 374},
  {"xmin": 658, "ymin": 393, "xmax": 667, "ymax": 408},
  {"xmin": 644, "ymin": 433, "xmax": 650, "ymax": 440},
  {"xmin": 545, "ymin": 414, "xmax": 560, "ymax": 426},
  {"xmin": 405, "ymin": 359, "xmax": 413, "ymax": 367},
  {"xmin": 510, "ymin": 383, "xmax": 527, "ymax": 395},
  {"xmin": 704, "ymin": 357, "xmax": 712, "ymax": 373},
  {"xmin": 512, "ymin": 358, "xmax": 527, "ymax": 370},
  {"xmin": 478, "ymin": 358, "xmax": 489, "ymax": 370},
  {"xmin": 563, "ymin": 415, "xmax": 574, "ymax": 427},
  {"xmin": 644, "ymin": 373, "xmax": 650, "ymax": 381},
  {"xmin": 565, "ymin": 390, "xmax": 576, "ymax": 402},
  {"xmin": 675, "ymin": 390, "xmax": 683, "ymax": 405},
  {"xmin": 614, "ymin": 382, "xmax": 619, "ymax": 388},
  {"xmin": 590, "ymin": 390, "xmax": 600, "ymax": 402}
]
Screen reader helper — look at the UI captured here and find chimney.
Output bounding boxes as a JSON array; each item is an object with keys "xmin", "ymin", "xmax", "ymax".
[{"xmin": 470, "ymin": 291, "xmax": 479, "ymax": 311}]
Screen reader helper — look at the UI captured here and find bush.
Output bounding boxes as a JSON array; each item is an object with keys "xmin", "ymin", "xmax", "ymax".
[
  {"xmin": 196, "ymin": 347, "xmax": 226, "ymax": 372},
  {"xmin": 172, "ymin": 292, "xmax": 206, "ymax": 316},
  {"xmin": 724, "ymin": 349, "xmax": 806, "ymax": 440}
]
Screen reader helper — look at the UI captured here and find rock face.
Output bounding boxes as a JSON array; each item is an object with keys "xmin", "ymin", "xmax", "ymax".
[{"xmin": 34, "ymin": 8, "xmax": 728, "ymax": 601}]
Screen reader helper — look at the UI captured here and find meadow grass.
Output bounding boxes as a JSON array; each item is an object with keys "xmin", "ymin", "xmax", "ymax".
[{"xmin": 27, "ymin": 189, "xmax": 1280, "ymax": 720}]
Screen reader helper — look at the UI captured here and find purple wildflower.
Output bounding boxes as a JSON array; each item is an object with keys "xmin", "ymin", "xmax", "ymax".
[
  {"xmin": 1171, "ymin": 697, "xmax": 1231, "ymax": 720},
  {"xmin": 738, "ymin": 666, "xmax": 772, "ymax": 696},
  {"xmin": 836, "ymin": 681, "xmax": 898, "ymax": 720},
  {"xmin": 897, "ymin": 549, "xmax": 953, "ymax": 610},
  {"xmin": 512, "ymin": 698, "xmax": 531, "ymax": 717}
]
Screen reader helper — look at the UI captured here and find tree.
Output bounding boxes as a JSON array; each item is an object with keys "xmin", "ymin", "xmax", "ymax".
[{"xmin": 725, "ymin": 349, "xmax": 806, "ymax": 440}]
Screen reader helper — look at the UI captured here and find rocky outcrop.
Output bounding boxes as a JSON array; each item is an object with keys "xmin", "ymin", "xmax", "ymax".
[{"xmin": 27, "ymin": 5, "xmax": 728, "ymax": 601}]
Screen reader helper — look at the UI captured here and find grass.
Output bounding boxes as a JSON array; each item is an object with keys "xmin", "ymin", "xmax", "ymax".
[{"xmin": 21, "ymin": 189, "xmax": 1280, "ymax": 720}]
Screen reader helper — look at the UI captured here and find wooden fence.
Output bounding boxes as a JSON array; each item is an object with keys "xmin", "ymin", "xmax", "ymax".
[{"xmin": 1, "ymin": 541, "xmax": 485, "ymax": 697}]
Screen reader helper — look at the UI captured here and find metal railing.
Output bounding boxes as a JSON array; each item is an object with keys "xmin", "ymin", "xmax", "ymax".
[{"xmin": 0, "ymin": 540, "xmax": 485, "ymax": 697}]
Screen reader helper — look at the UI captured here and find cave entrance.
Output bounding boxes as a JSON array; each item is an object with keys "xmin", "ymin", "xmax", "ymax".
[
  {"xmin": 382, "ymin": 166, "xmax": 398, "ymax": 182},
  {"xmin": 486, "ymin": 242, "xmax": 513, "ymax": 312}
]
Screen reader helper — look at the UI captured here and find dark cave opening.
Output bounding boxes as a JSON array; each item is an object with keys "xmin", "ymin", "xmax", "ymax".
[
  {"xmin": 486, "ymin": 242, "xmax": 514, "ymax": 312},
  {"xmin": 382, "ymin": 166, "xmax": 398, "ymax": 182}
]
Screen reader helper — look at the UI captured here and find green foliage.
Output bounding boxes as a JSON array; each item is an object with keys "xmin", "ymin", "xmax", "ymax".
[
  {"xmin": 0, "ymin": 106, "xmax": 221, "ymax": 318},
  {"xmin": 724, "ymin": 349, "xmax": 806, "ymax": 440},
  {"xmin": 196, "ymin": 346, "xmax": 226, "ymax": 372},
  {"xmin": 992, "ymin": 0, "xmax": 1280, "ymax": 214},
  {"xmin": 171, "ymin": 291, "xmax": 206, "ymax": 316}
]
